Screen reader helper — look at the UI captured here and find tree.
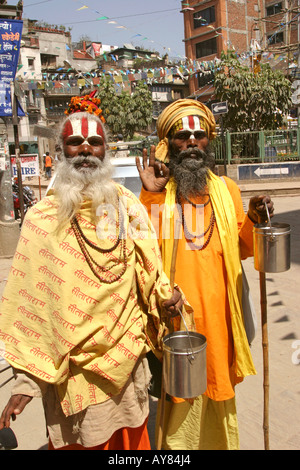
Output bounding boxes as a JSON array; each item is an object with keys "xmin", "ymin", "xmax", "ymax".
[
  {"xmin": 96, "ymin": 77, "xmax": 122, "ymax": 136},
  {"xmin": 213, "ymin": 50, "xmax": 292, "ymax": 132},
  {"xmin": 127, "ymin": 81, "xmax": 153, "ymax": 139},
  {"xmin": 96, "ymin": 78, "xmax": 153, "ymax": 139}
]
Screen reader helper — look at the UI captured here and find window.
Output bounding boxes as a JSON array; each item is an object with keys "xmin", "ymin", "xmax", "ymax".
[
  {"xmin": 196, "ymin": 38, "xmax": 217, "ymax": 58},
  {"xmin": 28, "ymin": 115, "xmax": 39, "ymax": 125},
  {"xmin": 41, "ymin": 54, "xmax": 57, "ymax": 68},
  {"xmin": 28, "ymin": 58, "xmax": 35, "ymax": 70},
  {"xmin": 266, "ymin": 2, "xmax": 282, "ymax": 16},
  {"xmin": 267, "ymin": 31, "xmax": 284, "ymax": 44},
  {"xmin": 193, "ymin": 7, "xmax": 216, "ymax": 29},
  {"xmin": 25, "ymin": 89, "xmax": 40, "ymax": 108},
  {"xmin": 152, "ymin": 86, "xmax": 171, "ymax": 93}
]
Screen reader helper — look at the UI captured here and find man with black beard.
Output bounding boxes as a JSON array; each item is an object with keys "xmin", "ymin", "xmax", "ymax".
[
  {"xmin": 137, "ymin": 99, "xmax": 274, "ymax": 450},
  {"xmin": 168, "ymin": 144, "xmax": 216, "ymax": 200},
  {"xmin": 0, "ymin": 97, "xmax": 188, "ymax": 450}
]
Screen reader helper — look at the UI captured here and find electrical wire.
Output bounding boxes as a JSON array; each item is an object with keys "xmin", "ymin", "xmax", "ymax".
[
  {"xmin": 58, "ymin": 9, "xmax": 180, "ymax": 26},
  {"xmin": 24, "ymin": 1, "xmax": 179, "ymax": 23}
]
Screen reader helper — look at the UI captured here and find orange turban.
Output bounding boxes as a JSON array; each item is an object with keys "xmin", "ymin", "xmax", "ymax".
[
  {"xmin": 155, "ymin": 99, "xmax": 216, "ymax": 163},
  {"xmin": 64, "ymin": 90, "xmax": 105, "ymax": 122}
]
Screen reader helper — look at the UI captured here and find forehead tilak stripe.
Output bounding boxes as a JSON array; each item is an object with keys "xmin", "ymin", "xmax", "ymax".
[
  {"xmin": 170, "ymin": 116, "xmax": 205, "ymax": 135},
  {"xmin": 63, "ymin": 116, "xmax": 105, "ymax": 143},
  {"xmin": 163, "ymin": 106, "xmax": 208, "ymax": 135}
]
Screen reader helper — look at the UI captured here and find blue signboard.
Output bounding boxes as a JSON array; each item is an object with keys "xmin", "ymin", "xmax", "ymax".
[
  {"xmin": 238, "ymin": 162, "xmax": 300, "ymax": 180},
  {"xmin": 0, "ymin": 19, "xmax": 24, "ymax": 117}
]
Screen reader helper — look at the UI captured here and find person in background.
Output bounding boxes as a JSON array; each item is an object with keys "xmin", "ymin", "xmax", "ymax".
[{"xmin": 44, "ymin": 152, "xmax": 53, "ymax": 180}]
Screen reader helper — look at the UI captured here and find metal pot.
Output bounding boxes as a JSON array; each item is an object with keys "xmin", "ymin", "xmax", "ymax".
[
  {"xmin": 253, "ymin": 222, "xmax": 291, "ymax": 273},
  {"xmin": 162, "ymin": 316, "xmax": 207, "ymax": 399}
]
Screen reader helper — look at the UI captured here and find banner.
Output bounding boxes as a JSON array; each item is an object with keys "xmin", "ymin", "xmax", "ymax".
[
  {"xmin": 92, "ymin": 43, "xmax": 101, "ymax": 57},
  {"xmin": 0, "ymin": 19, "xmax": 24, "ymax": 117},
  {"xmin": 10, "ymin": 154, "xmax": 39, "ymax": 178}
]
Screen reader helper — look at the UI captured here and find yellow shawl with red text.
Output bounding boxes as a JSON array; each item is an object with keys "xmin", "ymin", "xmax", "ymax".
[{"xmin": 0, "ymin": 185, "xmax": 192, "ymax": 416}]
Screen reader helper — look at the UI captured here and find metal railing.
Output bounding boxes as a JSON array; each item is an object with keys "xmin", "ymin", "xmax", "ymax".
[
  {"xmin": 212, "ymin": 128, "xmax": 300, "ymax": 165},
  {"xmin": 103, "ymin": 130, "xmax": 300, "ymax": 165}
]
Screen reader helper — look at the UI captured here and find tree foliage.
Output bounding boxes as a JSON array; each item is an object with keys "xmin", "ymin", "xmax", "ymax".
[
  {"xmin": 96, "ymin": 78, "xmax": 153, "ymax": 139},
  {"xmin": 213, "ymin": 50, "xmax": 292, "ymax": 132}
]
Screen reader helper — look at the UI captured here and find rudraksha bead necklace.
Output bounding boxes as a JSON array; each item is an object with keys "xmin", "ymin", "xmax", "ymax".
[
  {"xmin": 71, "ymin": 213, "xmax": 127, "ymax": 284},
  {"xmin": 179, "ymin": 195, "xmax": 215, "ymax": 250}
]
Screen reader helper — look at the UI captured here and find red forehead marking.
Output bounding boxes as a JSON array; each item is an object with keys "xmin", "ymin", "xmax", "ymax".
[
  {"xmin": 188, "ymin": 115, "xmax": 195, "ymax": 130},
  {"xmin": 62, "ymin": 120, "xmax": 73, "ymax": 144},
  {"xmin": 81, "ymin": 116, "xmax": 89, "ymax": 139}
]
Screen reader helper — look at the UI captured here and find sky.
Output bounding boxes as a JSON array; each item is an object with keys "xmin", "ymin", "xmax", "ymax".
[{"xmin": 20, "ymin": 0, "xmax": 186, "ymax": 59}]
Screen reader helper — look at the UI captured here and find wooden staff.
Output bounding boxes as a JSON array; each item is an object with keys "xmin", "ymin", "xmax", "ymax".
[
  {"xmin": 259, "ymin": 269, "xmax": 270, "ymax": 450},
  {"xmin": 157, "ymin": 218, "xmax": 181, "ymax": 450},
  {"xmin": 169, "ymin": 219, "xmax": 181, "ymax": 289},
  {"xmin": 258, "ymin": 213, "xmax": 270, "ymax": 450}
]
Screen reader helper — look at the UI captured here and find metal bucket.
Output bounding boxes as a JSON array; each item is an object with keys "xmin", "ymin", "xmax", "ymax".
[
  {"xmin": 253, "ymin": 222, "xmax": 291, "ymax": 273},
  {"xmin": 162, "ymin": 326, "xmax": 207, "ymax": 399}
]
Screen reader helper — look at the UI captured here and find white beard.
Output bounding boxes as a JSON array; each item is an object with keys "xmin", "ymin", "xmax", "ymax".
[{"xmin": 53, "ymin": 154, "xmax": 118, "ymax": 227}]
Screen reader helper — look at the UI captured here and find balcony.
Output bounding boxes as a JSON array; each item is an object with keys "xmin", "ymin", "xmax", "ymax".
[
  {"xmin": 45, "ymin": 109, "xmax": 67, "ymax": 119},
  {"xmin": 44, "ymin": 86, "xmax": 80, "ymax": 96}
]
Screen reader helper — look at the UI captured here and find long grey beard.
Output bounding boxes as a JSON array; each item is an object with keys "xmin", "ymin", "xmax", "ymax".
[
  {"xmin": 53, "ymin": 155, "xmax": 118, "ymax": 227},
  {"xmin": 169, "ymin": 147, "xmax": 215, "ymax": 200}
]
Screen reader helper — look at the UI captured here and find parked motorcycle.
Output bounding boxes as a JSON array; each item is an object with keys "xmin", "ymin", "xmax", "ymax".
[{"xmin": 12, "ymin": 178, "xmax": 37, "ymax": 220}]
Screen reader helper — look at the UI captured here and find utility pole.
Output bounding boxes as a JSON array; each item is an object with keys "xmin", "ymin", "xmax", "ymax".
[{"xmin": 10, "ymin": 81, "xmax": 25, "ymax": 223}]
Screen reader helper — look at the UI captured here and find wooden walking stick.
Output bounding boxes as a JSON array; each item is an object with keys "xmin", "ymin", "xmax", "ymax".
[
  {"xmin": 157, "ymin": 218, "xmax": 181, "ymax": 450},
  {"xmin": 258, "ymin": 213, "xmax": 270, "ymax": 450},
  {"xmin": 259, "ymin": 269, "xmax": 270, "ymax": 450}
]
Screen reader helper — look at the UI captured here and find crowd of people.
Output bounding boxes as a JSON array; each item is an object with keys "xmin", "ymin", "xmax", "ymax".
[{"xmin": 0, "ymin": 92, "xmax": 274, "ymax": 450}]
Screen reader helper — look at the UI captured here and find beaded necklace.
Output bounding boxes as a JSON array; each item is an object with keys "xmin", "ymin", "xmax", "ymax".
[
  {"xmin": 71, "ymin": 212, "xmax": 127, "ymax": 284},
  {"xmin": 179, "ymin": 195, "xmax": 215, "ymax": 250}
]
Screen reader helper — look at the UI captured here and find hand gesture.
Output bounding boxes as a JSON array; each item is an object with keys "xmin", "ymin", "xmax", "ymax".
[{"xmin": 136, "ymin": 145, "xmax": 169, "ymax": 193}]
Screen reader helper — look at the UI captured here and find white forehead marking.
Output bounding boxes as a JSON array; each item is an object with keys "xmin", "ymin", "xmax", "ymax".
[
  {"xmin": 69, "ymin": 117, "xmax": 98, "ymax": 138},
  {"xmin": 181, "ymin": 116, "xmax": 202, "ymax": 132}
]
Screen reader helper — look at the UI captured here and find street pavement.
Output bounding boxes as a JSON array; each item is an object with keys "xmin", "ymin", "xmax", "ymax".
[{"xmin": 0, "ymin": 179, "xmax": 299, "ymax": 450}]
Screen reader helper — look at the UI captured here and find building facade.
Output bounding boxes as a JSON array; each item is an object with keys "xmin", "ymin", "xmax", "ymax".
[
  {"xmin": 181, "ymin": 0, "xmax": 265, "ymax": 97},
  {"xmin": 181, "ymin": 0, "xmax": 300, "ymax": 104}
]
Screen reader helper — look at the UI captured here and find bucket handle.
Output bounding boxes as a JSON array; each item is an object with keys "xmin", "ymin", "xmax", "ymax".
[
  {"xmin": 265, "ymin": 201, "xmax": 275, "ymax": 241},
  {"xmin": 177, "ymin": 310, "xmax": 195, "ymax": 362}
]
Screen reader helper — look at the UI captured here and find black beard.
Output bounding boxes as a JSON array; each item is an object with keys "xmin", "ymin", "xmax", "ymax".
[{"xmin": 168, "ymin": 146, "xmax": 215, "ymax": 200}]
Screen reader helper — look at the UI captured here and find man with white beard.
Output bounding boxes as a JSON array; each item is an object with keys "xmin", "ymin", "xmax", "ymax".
[{"xmin": 0, "ymin": 95, "xmax": 189, "ymax": 450}]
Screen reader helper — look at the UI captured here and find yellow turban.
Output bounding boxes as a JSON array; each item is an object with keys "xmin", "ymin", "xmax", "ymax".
[{"xmin": 155, "ymin": 99, "xmax": 216, "ymax": 163}]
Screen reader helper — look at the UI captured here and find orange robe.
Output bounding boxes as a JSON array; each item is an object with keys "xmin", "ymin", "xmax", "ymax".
[{"xmin": 140, "ymin": 176, "xmax": 254, "ymax": 401}]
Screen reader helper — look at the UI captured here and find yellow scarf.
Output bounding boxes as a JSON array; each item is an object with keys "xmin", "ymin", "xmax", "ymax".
[{"xmin": 161, "ymin": 171, "xmax": 256, "ymax": 379}]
